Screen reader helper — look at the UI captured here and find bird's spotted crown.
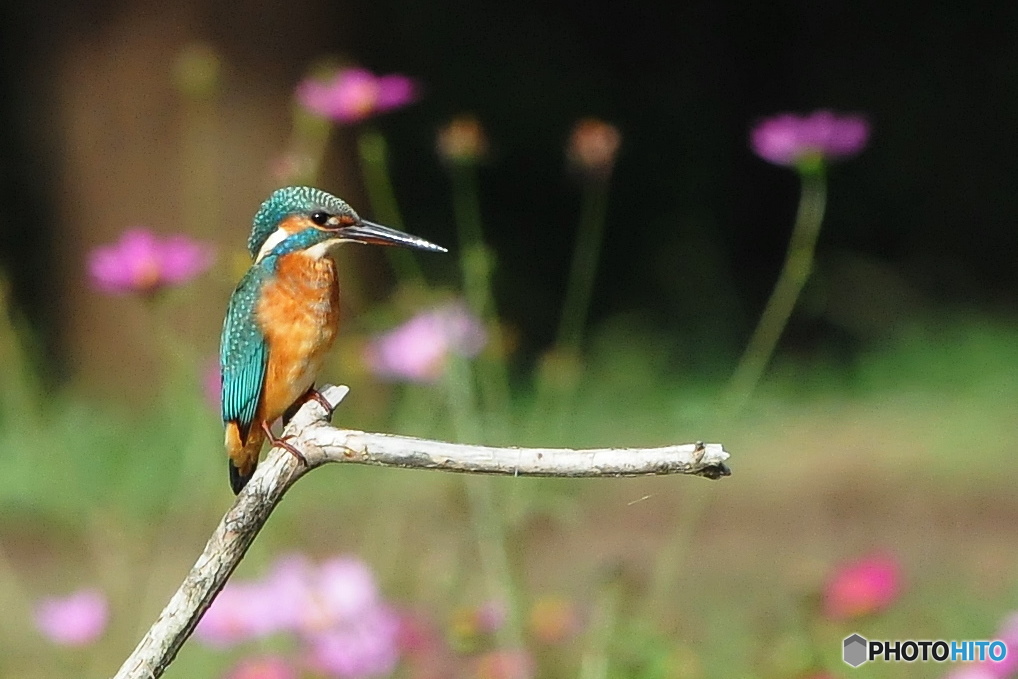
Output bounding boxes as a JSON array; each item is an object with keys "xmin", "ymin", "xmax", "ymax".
[{"xmin": 247, "ymin": 186, "xmax": 359, "ymax": 259}]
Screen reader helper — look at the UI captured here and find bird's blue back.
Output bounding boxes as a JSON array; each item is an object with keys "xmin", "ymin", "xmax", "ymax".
[{"xmin": 219, "ymin": 261, "xmax": 272, "ymax": 438}]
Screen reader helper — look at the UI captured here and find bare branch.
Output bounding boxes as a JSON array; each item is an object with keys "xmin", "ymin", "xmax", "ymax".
[{"xmin": 112, "ymin": 384, "xmax": 731, "ymax": 679}]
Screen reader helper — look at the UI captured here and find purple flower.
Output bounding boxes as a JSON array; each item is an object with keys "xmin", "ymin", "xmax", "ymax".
[
  {"xmin": 34, "ymin": 588, "xmax": 108, "ymax": 646},
  {"xmin": 364, "ymin": 303, "xmax": 487, "ymax": 383},
  {"xmin": 273, "ymin": 555, "xmax": 401, "ymax": 678},
  {"xmin": 993, "ymin": 613, "xmax": 1018, "ymax": 676},
  {"xmin": 303, "ymin": 606, "xmax": 402, "ymax": 679},
  {"xmin": 262, "ymin": 554, "xmax": 384, "ymax": 634},
  {"xmin": 750, "ymin": 110, "xmax": 869, "ymax": 169},
  {"xmin": 943, "ymin": 670, "xmax": 998, "ymax": 679},
  {"xmin": 822, "ymin": 553, "xmax": 901, "ymax": 620},
  {"xmin": 943, "ymin": 613, "xmax": 1018, "ymax": 679},
  {"xmin": 88, "ymin": 228, "xmax": 214, "ymax": 295},
  {"xmin": 200, "ymin": 554, "xmax": 403, "ymax": 679},
  {"xmin": 296, "ymin": 68, "xmax": 417, "ymax": 123},
  {"xmin": 195, "ymin": 580, "xmax": 289, "ymax": 647},
  {"xmin": 224, "ymin": 655, "xmax": 299, "ymax": 679}
]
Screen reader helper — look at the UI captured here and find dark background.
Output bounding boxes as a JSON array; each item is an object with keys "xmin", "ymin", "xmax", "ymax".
[{"xmin": 2, "ymin": 0, "xmax": 1017, "ymax": 378}]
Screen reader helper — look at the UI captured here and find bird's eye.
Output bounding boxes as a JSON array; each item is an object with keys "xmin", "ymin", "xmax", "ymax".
[{"xmin": 310, "ymin": 211, "xmax": 330, "ymax": 226}]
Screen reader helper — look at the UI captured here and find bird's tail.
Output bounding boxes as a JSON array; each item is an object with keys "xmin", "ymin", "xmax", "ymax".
[{"xmin": 226, "ymin": 422, "xmax": 264, "ymax": 494}]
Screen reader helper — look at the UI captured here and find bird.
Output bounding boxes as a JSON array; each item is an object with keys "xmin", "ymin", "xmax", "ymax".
[{"xmin": 220, "ymin": 186, "xmax": 446, "ymax": 494}]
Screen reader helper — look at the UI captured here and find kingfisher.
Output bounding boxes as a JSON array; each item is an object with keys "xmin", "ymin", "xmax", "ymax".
[{"xmin": 220, "ymin": 186, "xmax": 446, "ymax": 494}]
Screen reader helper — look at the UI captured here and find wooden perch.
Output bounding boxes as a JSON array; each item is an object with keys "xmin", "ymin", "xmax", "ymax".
[{"xmin": 112, "ymin": 384, "xmax": 731, "ymax": 679}]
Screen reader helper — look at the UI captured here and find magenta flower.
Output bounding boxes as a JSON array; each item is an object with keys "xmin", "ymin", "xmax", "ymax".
[
  {"xmin": 224, "ymin": 655, "xmax": 299, "ymax": 679},
  {"xmin": 261, "ymin": 554, "xmax": 385, "ymax": 634},
  {"xmin": 274, "ymin": 555, "xmax": 401, "ymax": 678},
  {"xmin": 34, "ymin": 588, "xmax": 108, "ymax": 646},
  {"xmin": 992, "ymin": 614, "xmax": 1018, "ymax": 676},
  {"xmin": 303, "ymin": 606, "xmax": 402, "ymax": 679},
  {"xmin": 88, "ymin": 228, "xmax": 214, "ymax": 295},
  {"xmin": 750, "ymin": 110, "xmax": 869, "ymax": 169},
  {"xmin": 200, "ymin": 554, "xmax": 403, "ymax": 679},
  {"xmin": 196, "ymin": 580, "xmax": 289, "ymax": 647},
  {"xmin": 296, "ymin": 68, "xmax": 417, "ymax": 124},
  {"xmin": 943, "ymin": 669, "xmax": 999, "ymax": 679},
  {"xmin": 822, "ymin": 553, "xmax": 901, "ymax": 619},
  {"xmin": 943, "ymin": 613, "xmax": 1018, "ymax": 679},
  {"xmin": 364, "ymin": 302, "xmax": 487, "ymax": 383}
]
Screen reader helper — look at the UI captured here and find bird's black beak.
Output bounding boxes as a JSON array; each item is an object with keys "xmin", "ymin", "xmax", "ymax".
[{"xmin": 337, "ymin": 220, "xmax": 447, "ymax": 253}]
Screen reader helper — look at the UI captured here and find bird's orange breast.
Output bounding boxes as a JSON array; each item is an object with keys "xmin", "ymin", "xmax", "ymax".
[{"xmin": 256, "ymin": 252, "xmax": 340, "ymax": 422}]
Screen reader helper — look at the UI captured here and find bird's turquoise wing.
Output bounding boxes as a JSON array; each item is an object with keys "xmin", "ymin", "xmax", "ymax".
[{"xmin": 219, "ymin": 266, "xmax": 270, "ymax": 440}]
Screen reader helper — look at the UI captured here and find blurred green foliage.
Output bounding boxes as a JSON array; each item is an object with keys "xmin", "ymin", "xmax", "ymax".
[{"xmin": 1, "ymin": 306, "xmax": 1017, "ymax": 677}]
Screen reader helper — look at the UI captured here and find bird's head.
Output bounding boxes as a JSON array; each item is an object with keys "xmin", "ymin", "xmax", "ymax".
[{"xmin": 248, "ymin": 186, "xmax": 446, "ymax": 263}]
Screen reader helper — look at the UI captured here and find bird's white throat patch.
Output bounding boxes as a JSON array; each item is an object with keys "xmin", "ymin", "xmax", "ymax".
[
  {"xmin": 255, "ymin": 228, "xmax": 354, "ymax": 263},
  {"xmin": 255, "ymin": 227, "xmax": 289, "ymax": 264},
  {"xmin": 303, "ymin": 238, "xmax": 345, "ymax": 260}
]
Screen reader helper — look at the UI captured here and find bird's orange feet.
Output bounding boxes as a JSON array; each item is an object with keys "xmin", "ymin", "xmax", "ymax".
[
  {"xmin": 282, "ymin": 386, "xmax": 336, "ymax": 425},
  {"xmin": 261, "ymin": 421, "xmax": 307, "ymax": 465},
  {"xmin": 306, "ymin": 388, "xmax": 335, "ymax": 413}
]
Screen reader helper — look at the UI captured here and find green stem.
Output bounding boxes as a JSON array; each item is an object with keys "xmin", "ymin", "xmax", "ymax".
[
  {"xmin": 451, "ymin": 165, "xmax": 489, "ymax": 315},
  {"xmin": 356, "ymin": 128, "xmax": 425, "ymax": 284},
  {"xmin": 297, "ymin": 115, "xmax": 333, "ymax": 184},
  {"xmin": 179, "ymin": 92, "xmax": 220, "ymax": 238},
  {"xmin": 556, "ymin": 184, "xmax": 611, "ymax": 351},
  {"xmin": 644, "ymin": 485, "xmax": 713, "ymax": 623},
  {"xmin": 0, "ymin": 275, "xmax": 41, "ymax": 429},
  {"xmin": 443, "ymin": 358, "xmax": 523, "ymax": 650},
  {"xmin": 450, "ymin": 164, "xmax": 511, "ymax": 441},
  {"xmin": 578, "ymin": 575, "xmax": 621, "ymax": 679},
  {"xmin": 725, "ymin": 170, "xmax": 828, "ymax": 411},
  {"xmin": 529, "ymin": 181, "xmax": 610, "ymax": 441}
]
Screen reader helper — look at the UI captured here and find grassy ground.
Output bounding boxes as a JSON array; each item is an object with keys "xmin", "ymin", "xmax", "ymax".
[{"xmin": 1, "ymin": 316, "xmax": 1016, "ymax": 678}]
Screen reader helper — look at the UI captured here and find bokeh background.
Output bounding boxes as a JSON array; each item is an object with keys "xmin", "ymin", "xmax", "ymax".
[{"xmin": 1, "ymin": 0, "xmax": 1017, "ymax": 677}]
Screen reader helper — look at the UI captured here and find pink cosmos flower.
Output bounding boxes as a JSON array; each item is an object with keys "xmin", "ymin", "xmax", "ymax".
[
  {"xmin": 265, "ymin": 554, "xmax": 386, "ymax": 634},
  {"xmin": 195, "ymin": 580, "xmax": 290, "ymax": 647},
  {"xmin": 200, "ymin": 554, "xmax": 403, "ymax": 679},
  {"xmin": 271, "ymin": 555, "xmax": 401, "ymax": 678},
  {"xmin": 303, "ymin": 606, "xmax": 402, "ymax": 679},
  {"xmin": 34, "ymin": 588, "xmax": 108, "ymax": 646},
  {"xmin": 992, "ymin": 613, "xmax": 1018, "ymax": 676},
  {"xmin": 822, "ymin": 553, "xmax": 901, "ymax": 619},
  {"xmin": 296, "ymin": 68, "xmax": 417, "ymax": 124},
  {"xmin": 750, "ymin": 110, "xmax": 869, "ymax": 168},
  {"xmin": 943, "ymin": 613, "xmax": 1018, "ymax": 679},
  {"xmin": 224, "ymin": 655, "xmax": 299, "ymax": 679},
  {"xmin": 88, "ymin": 228, "xmax": 214, "ymax": 295},
  {"xmin": 364, "ymin": 302, "xmax": 487, "ymax": 383},
  {"xmin": 943, "ymin": 669, "xmax": 999, "ymax": 679}
]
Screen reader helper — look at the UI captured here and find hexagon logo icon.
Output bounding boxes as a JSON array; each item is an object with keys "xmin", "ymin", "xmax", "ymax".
[{"xmin": 843, "ymin": 633, "xmax": 868, "ymax": 667}]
